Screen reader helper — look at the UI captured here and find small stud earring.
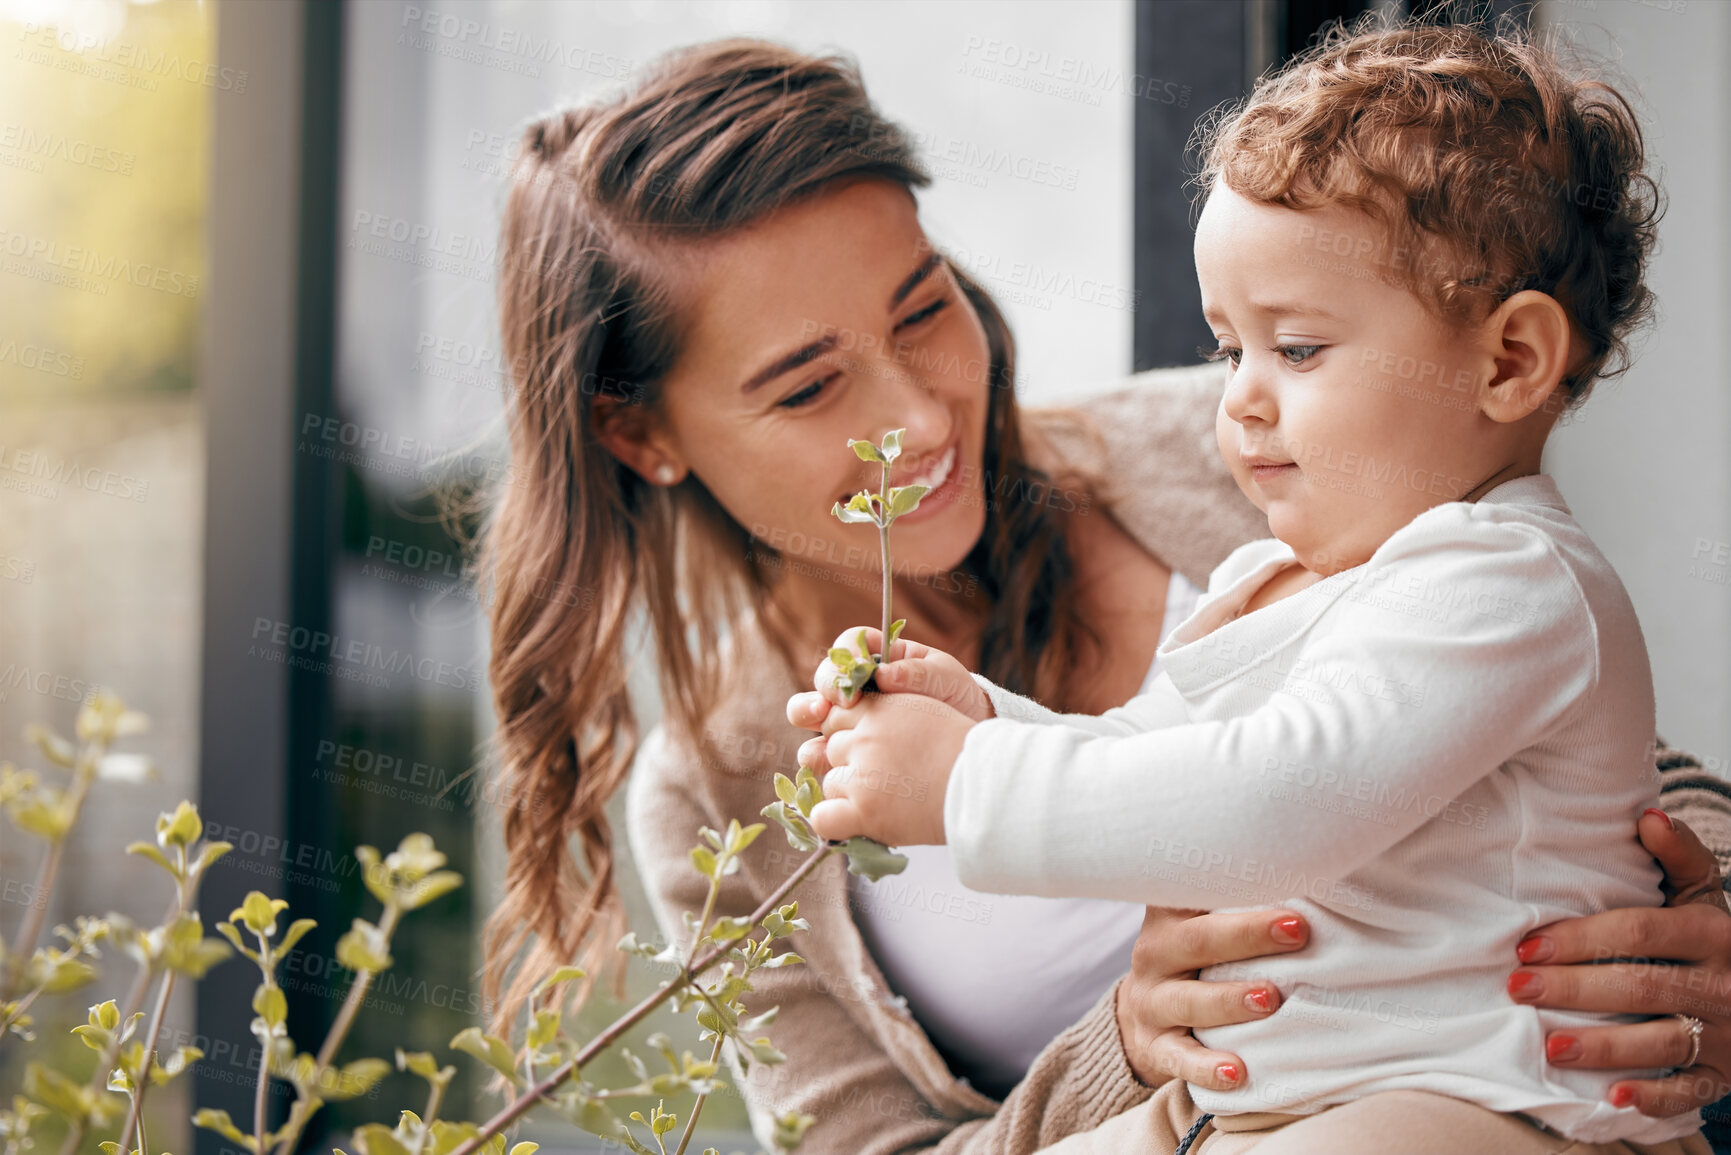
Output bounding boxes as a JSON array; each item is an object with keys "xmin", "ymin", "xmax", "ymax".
[{"xmin": 654, "ymin": 464, "xmax": 678, "ymax": 485}]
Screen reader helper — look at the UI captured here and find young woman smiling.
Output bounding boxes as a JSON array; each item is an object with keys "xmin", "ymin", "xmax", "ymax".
[{"xmin": 475, "ymin": 39, "xmax": 1731, "ymax": 1155}]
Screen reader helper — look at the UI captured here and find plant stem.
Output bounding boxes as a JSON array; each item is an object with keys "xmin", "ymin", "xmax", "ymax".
[
  {"xmin": 57, "ymin": 957, "xmax": 155, "ymax": 1155},
  {"xmin": 317, "ymin": 902, "xmax": 401, "ymax": 1072},
  {"xmin": 670, "ymin": 1034, "xmax": 726, "ymax": 1155},
  {"xmin": 252, "ymin": 1006, "xmax": 271, "ymax": 1155},
  {"xmin": 445, "ymin": 846, "xmax": 834, "ymax": 1155},
  {"xmin": 878, "ymin": 462, "xmax": 892, "ymax": 658},
  {"xmin": 116, "ymin": 969, "xmax": 177, "ymax": 1155},
  {"xmin": 407, "ymin": 1074, "xmax": 447, "ymax": 1155},
  {"xmin": 0, "ymin": 762, "xmax": 96, "ymax": 1003}
]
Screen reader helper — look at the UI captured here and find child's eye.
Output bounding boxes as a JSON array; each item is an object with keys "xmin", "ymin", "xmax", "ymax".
[
  {"xmin": 1276, "ymin": 344, "xmax": 1322, "ymax": 366},
  {"xmin": 778, "ymin": 372, "xmax": 839, "ymax": 410},
  {"xmin": 1200, "ymin": 344, "xmax": 1243, "ymax": 369},
  {"xmin": 896, "ymin": 296, "xmax": 950, "ymax": 331}
]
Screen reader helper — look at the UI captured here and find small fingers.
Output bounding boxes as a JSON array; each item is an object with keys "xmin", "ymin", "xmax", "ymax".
[
  {"xmin": 1145, "ymin": 978, "xmax": 1282, "ymax": 1031},
  {"xmin": 808, "ymin": 796, "xmax": 863, "ymax": 842},
  {"xmin": 787, "ymin": 691, "xmax": 830, "ymax": 731},
  {"xmin": 1147, "ymin": 1033, "xmax": 1247, "ymax": 1092},
  {"xmin": 1642, "ymin": 811, "xmax": 1727, "ymax": 909},
  {"xmin": 796, "ymin": 735, "xmax": 830, "ymax": 773},
  {"xmin": 1605, "ymin": 1066, "xmax": 1731, "ymax": 1118}
]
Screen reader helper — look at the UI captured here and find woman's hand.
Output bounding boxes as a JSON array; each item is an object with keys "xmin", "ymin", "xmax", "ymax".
[
  {"xmin": 1510, "ymin": 809, "xmax": 1731, "ymax": 1116},
  {"xmin": 1116, "ymin": 906, "xmax": 1310, "ymax": 1089}
]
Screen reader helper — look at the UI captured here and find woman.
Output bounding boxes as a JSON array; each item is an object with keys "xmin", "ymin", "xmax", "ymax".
[{"xmin": 477, "ymin": 39, "xmax": 1731, "ymax": 1155}]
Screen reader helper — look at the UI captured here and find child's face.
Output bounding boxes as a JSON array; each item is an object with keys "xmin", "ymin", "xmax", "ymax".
[{"xmin": 1195, "ymin": 186, "xmax": 1507, "ymax": 574}]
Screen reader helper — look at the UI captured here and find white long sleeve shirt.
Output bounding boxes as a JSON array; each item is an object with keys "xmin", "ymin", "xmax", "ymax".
[{"xmin": 947, "ymin": 475, "xmax": 1696, "ymax": 1144}]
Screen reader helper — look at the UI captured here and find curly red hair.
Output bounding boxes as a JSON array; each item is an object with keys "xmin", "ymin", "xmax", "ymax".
[{"xmin": 1196, "ymin": 18, "xmax": 1662, "ymax": 402}]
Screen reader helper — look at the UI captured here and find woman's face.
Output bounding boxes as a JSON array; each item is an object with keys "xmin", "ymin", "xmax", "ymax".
[{"xmin": 653, "ymin": 179, "xmax": 993, "ymax": 585}]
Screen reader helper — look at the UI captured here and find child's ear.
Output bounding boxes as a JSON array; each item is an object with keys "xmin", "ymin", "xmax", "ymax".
[
  {"xmin": 1475, "ymin": 290, "xmax": 1576, "ymax": 425},
  {"xmin": 591, "ymin": 394, "xmax": 687, "ymax": 486}
]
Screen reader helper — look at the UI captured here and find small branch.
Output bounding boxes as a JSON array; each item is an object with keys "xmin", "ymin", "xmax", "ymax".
[
  {"xmin": 1, "ymin": 758, "xmax": 97, "ymax": 1002},
  {"xmin": 317, "ymin": 902, "xmax": 401, "ymax": 1071},
  {"xmin": 57, "ymin": 956, "xmax": 155, "ymax": 1155},
  {"xmin": 671, "ymin": 1033, "xmax": 727, "ymax": 1155},
  {"xmin": 445, "ymin": 846, "xmax": 834, "ymax": 1155},
  {"xmin": 116, "ymin": 971, "xmax": 177, "ymax": 1155}
]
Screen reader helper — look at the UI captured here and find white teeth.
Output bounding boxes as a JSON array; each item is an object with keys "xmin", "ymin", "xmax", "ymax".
[{"xmin": 906, "ymin": 445, "xmax": 955, "ymax": 492}]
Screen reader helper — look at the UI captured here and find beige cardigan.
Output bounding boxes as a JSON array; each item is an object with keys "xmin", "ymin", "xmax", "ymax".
[{"xmin": 624, "ymin": 364, "xmax": 1731, "ymax": 1155}]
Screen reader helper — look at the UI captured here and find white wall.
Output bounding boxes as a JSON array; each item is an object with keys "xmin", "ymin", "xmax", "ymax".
[{"xmin": 1537, "ymin": 0, "xmax": 1731, "ymax": 767}]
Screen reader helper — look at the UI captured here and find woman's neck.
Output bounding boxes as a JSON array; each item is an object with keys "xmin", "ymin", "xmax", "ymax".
[{"xmin": 769, "ymin": 558, "xmax": 983, "ymax": 670}]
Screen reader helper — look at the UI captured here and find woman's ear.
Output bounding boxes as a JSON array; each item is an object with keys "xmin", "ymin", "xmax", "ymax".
[
  {"xmin": 1476, "ymin": 290, "xmax": 1576, "ymax": 425},
  {"xmin": 591, "ymin": 393, "xmax": 687, "ymax": 486}
]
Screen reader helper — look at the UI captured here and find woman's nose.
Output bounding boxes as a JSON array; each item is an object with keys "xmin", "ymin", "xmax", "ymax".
[{"xmin": 871, "ymin": 358, "xmax": 952, "ymax": 454}]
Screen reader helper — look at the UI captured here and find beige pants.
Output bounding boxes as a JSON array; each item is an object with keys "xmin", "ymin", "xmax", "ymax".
[{"xmin": 1037, "ymin": 1080, "xmax": 1713, "ymax": 1155}]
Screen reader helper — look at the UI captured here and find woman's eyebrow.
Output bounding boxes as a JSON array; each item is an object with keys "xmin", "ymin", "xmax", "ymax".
[
  {"xmin": 889, "ymin": 252, "xmax": 944, "ymax": 309},
  {"xmin": 740, "ymin": 332, "xmax": 840, "ymax": 394}
]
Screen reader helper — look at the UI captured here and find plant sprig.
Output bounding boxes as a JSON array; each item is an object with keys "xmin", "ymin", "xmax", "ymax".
[{"xmin": 830, "ymin": 427, "xmax": 929, "ymax": 694}]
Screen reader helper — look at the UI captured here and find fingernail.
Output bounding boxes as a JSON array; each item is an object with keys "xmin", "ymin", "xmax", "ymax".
[
  {"xmin": 1516, "ymin": 936, "xmax": 1554, "ymax": 964},
  {"xmin": 1546, "ymin": 1034, "xmax": 1581, "ymax": 1062},
  {"xmin": 1507, "ymin": 971, "xmax": 1544, "ymax": 1000},
  {"xmin": 1270, "ymin": 917, "xmax": 1305, "ymax": 946},
  {"xmin": 1216, "ymin": 1062, "xmax": 1240, "ymax": 1086},
  {"xmin": 1644, "ymin": 807, "xmax": 1675, "ymax": 831},
  {"xmin": 1610, "ymin": 1085, "xmax": 1637, "ymax": 1109},
  {"xmin": 1245, "ymin": 989, "xmax": 1274, "ymax": 1014}
]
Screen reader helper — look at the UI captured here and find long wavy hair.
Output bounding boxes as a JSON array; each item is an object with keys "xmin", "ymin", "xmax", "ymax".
[{"xmin": 477, "ymin": 39, "xmax": 1102, "ymax": 1031}]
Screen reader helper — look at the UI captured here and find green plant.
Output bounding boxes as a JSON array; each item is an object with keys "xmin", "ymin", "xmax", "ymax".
[{"xmin": 1, "ymin": 429, "xmax": 923, "ymax": 1155}]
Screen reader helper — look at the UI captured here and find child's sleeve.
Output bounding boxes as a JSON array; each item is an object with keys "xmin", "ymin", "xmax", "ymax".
[
  {"xmin": 944, "ymin": 518, "xmax": 1599, "ymax": 909},
  {"xmin": 972, "ymin": 669, "xmax": 1192, "ymax": 734}
]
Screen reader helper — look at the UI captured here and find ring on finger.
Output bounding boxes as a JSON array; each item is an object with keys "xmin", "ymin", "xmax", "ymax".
[{"xmin": 1671, "ymin": 1013, "xmax": 1705, "ymax": 1072}]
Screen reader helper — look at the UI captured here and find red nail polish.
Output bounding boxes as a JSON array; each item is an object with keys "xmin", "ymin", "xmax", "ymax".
[
  {"xmin": 1610, "ymin": 1085, "xmax": 1637, "ymax": 1108},
  {"xmin": 1245, "ymin": 989, "xmax": 1273, "ymax": 1013},
  {"xmin": 1216, "ymin": 1062, "xmax": 1240, "ymax": 1085},
  {"xmin": 1508, "ymin": 971, "xmax": 1543, "ymax": 999},
  {"xmin": 1516, "ymin": 936, "xmax": 1553, "ymax": 964},
  {"xmin": 1644, "ymin": 808, "xmax": 1675, "ymax": 832},
  {"xmin": 1270, "ymin": 917, "xmax": 1305, "ymax": 946},
  {"xmin": 1546, "ymin": 1034, "xmax": 1581, "ymax": 1062}
]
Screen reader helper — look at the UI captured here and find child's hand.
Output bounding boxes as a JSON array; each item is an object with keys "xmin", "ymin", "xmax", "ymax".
[
  {"xmin": 805, "ymin": 690, "xmax": 976, "ymax": 846},
  {"xmin": 805, "ymin": 627, "xmax": 995, "ymax": 719}
]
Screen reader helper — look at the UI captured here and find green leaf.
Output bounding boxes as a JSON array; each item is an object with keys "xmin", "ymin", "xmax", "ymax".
[
  {"xmin": 401, "ymin": 869, "xmax": 465, "ymax": 911},
  {"xmin": 449, "ymin": 1027, "xmax": 521, "ymax": 1085},
  {"xmin": 192, "ymin": 1107, "xmax": 253, "ymax": 1150},
  {"xmin": 840, "ymin": 837, "xmax": 909, "ymax": 882},
  {"xmin": 508, "ymin": 1144, "xmax": 540, "ymax": 1155},
  {"xmin": 773, "ymin": 772, "xmax": 797, "ymax": 805},
  {"xmin": 350, "ymin": 1122, "xmax": 412, "ymax": 1155},
  {"xmin": 705, "ymin": 916, "xmax": 751, "ymax": 944},
  {"xmin": 848, "ymin": 438, "xmax": 886, "ymax": 463},
  {"xmin": 533, "ymin": 965, "xmax": 587, "ymax": 995},
  {"xmin": 252, "ymin": 984, "xmax": 288, "ymax": 1027},
  {"xmin": 760, "ymin": 801, "xmax": 821, "ymax": 852},
  {"xmin": 156, "ymin": 800, "xmax": 203, "ymax": 849},
  {"xmin": 728, "ymin": 821, "xmax": 765, "ymax": 855},
  {"xmin": 279, "ymin": 917, "xmax": 317, "ymax": 954},
  {"xmin": 320, "ymin": 1057, "xmax": 391, "ymax": 1101},
  {"xmin": 23, "ymin": 723, "xmax": 77, "ymax": 768},
  {"xmin": 887, "ymin": 618, "xmax": 907, "ymax": 649},
  {"xmin": 526, "ymin": 1008, "xmax": 560, "ymax": 1050},
  {"xmin": 126, "ymin": 841, "xmax": 178, "ymax": 877},
  {"xmin": 689, "ymin": 846, "xmax": 718, "ymax": 880},
  {"xmin": 336, "ymin": 919, "xmax": 392, "ymax": 973},
  {"xmin": 880, "ymin": 428, "xmax": 904, "ymax": 462},
  {"xmin": 831, "ymin": 495, "xmax": 878, "ymax": 525},
  {"xmin": 886, "ymin": 484, "xmax": 929, "ymax": 519},
  {"xmin": 236, "ymin": 891, "xmax": 289, "ymax": 936}
]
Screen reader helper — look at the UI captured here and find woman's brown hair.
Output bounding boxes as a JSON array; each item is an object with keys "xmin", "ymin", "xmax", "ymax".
[
  {"xmin": 478, "ymin": 39, "xmax": 1099, "ymax": 1030},
  {"xmin": 1195, "ymin": 16, "xmax": 1661, "ymax": 402}
]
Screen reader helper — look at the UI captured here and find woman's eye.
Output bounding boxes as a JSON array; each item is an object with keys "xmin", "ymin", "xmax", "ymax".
[
  {"xmin": 778, "ymin": 373, "xmax": 837, "ymax": 410},
  {"xmin": 1200, "ymin": 344, "xmax": 1242, "ymax": 369},
  {"xmin": 1277, "ymin": 344, "xmax": 1322, "ymax": 366},
  {"xmin": 895, "ymin": 297, "xmax": 949, "ymax": 331}
]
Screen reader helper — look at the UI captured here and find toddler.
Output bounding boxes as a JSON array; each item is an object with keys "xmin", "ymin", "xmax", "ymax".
[{"xmin": 788, "ymin": 20, "xmax": 1707, "ymax": 1155}]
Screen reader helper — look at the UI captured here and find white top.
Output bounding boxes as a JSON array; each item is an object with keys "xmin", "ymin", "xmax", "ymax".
[
  {"xmin": 848, "ymin": 570, "xmax": 1205, "ymax": 1098},
  {"xmin": 948, "ymin": 475, "xmax": 1695, "ymax": 1144}
]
